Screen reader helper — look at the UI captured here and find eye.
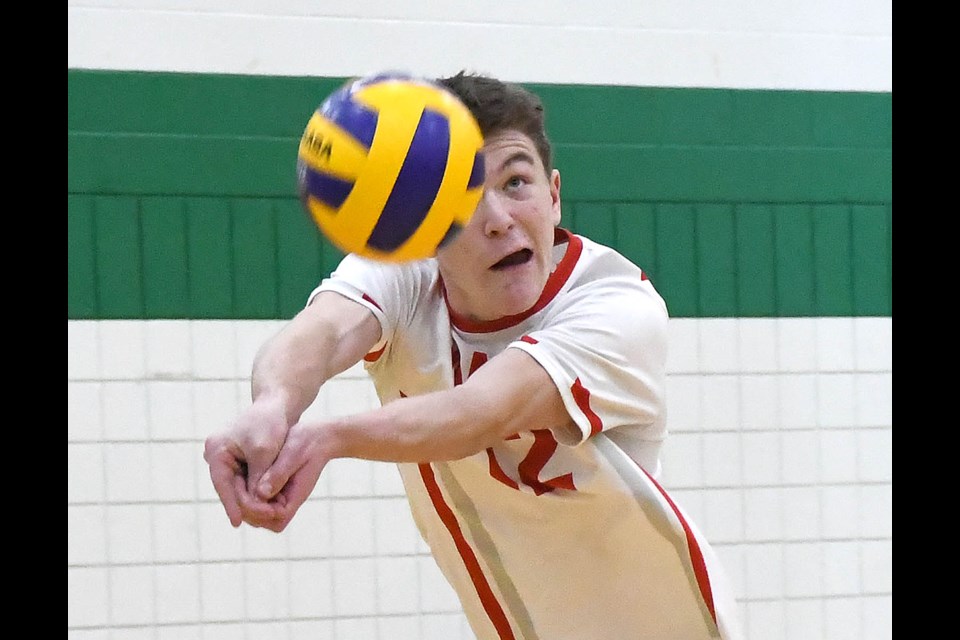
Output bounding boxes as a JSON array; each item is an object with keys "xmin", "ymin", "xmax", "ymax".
[{"xmin": 504, "ymin": 175, "xmax": 527, "ymax": 190}]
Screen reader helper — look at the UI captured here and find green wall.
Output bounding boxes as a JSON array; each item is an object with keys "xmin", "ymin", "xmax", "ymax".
[{"xmin": 67, "ymin": 70, "xmax": 891, "ymax": 319}]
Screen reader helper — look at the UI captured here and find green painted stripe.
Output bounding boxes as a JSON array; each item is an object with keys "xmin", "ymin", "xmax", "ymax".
[
  {"xmin": 67, "ymin": 70, "xmax": 891, "ymax": 320},
  {"xmin": 67, "ymin": 133, "xmax": 890, "ymax": 202},
  {"xmin": 67, "ymin": 195, "xmax": 98, "ymax": 317},
  {"xmin": 851, "ymin": 204, "xmax": 892, "ymax": 316},
  {"xmin": 738, "ymin": 204, "xmax": 778, "ymax": 317},
  {"xmin": 184, "ymin": 198, "xmax": 235, "ymax": 318},
  {"xmin": 67, "ymin": 70, "xmax": 343, "ymax": 136},
  {"xmin": 68, "ymin": 71, "xmax": 891, "ymax": 147},
  {"xmin": 697, "ymin": 204, "xmax": 737, "ymax": 316},
  {"xmin": 94, "ymin": 197, "xmax": 144, "ymax": 317},
  {"xmin": 528, "ymin": 83, "xmax": 891, "ymax": 148}
]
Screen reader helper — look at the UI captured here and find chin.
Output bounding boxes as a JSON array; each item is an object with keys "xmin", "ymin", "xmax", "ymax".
[{"xmin": 497, "ymin": 282, "xmax": 542, "ymax": 316}]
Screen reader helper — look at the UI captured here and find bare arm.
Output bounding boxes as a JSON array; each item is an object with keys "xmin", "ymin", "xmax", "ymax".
[
  {"xmin": 251, "ymin": 290, "xmax": 383, "ymax": 422},
  {"xmin": 254, "ymin": 346, "xmax": 577, "ymax": 530},
  {"xmin": 203, "ymin": 290, "xmax": 381, "ymax": 527},
  {"xmin": 325, "ymin": 347, "xmax": 576, "ymax": 462}
]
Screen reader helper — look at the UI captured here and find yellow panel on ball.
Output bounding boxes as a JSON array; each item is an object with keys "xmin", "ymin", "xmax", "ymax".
[
  {"xmin": 296, "ymin": 72, "xmax": 485, "ymax": 262},
  {"xmin": 297, "ymin": 111, "xmax": 371, "ymax": 182}
]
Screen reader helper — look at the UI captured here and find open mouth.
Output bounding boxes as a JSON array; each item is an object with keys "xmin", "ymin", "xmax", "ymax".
[{"xmin": 491, "ymin": 248, "xmax": 533, "ymax": 270}]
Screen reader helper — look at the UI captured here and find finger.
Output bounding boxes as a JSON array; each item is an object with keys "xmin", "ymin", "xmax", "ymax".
[
  {"xmin": 256, "ymin": 459, "xmax": 295, "ymax": 501},
  {"xmin": 244, "ymin": 442, "xmax": 280, "ymax": 494},
  {"xmin": 237, "ymin": 481, "xmax": 285, "ymax": 522},
  {"xmin": 234, "ymin": 471, "xmax": 289, "ymax": 531},
  {"xmin": 254, "ymin": 491, "xmax": 299, "ymax": 533},
  {"xmin": 243, "ymin": 425, "xmax": 289, "ymax": 488},
  {"xmin": 258, "ymin": 480, "xmax": 315, "ymax": 533},
  {"xmin": 270, "ymin": 457, "xmax": 327, "ymax": 523},
  {"xmin": 244, "ymin": 464, "xmax": 289, "ymax": 505},
  {"xmin": 272, "ymin": 469, "xmax": 316, "ymax": 514},
  {"xmin": 206, "ymin": 451, "xmax": 243, "ymax": 528},
  {"xmin": 242, "ymin": 508, "xmax": 292, "ymax": 532},
  {"xmin": 240, "ymin": 509, "xmax": 286, "ymax": 530},
  {"xmin": 245, "ymin": 468, "xmax": 265, "ymax": 499},
  {"xmin": 255, "ymin": 513, "xmax": 294, "ymax": 534}
]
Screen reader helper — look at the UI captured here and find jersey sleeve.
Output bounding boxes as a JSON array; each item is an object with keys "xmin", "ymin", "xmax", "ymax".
[
  {"xmin": 509, "ymin": 272, "xmax": 669, "ymax": 448},
  {"xmin": 308, "ymin": 253, "xmax": 421, "ymax": 360}
]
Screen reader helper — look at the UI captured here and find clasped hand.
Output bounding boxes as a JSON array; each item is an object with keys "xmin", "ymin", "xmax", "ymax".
[{"xmin": 203, "ymin": 398, "xmax": 330, "ymax": 533}]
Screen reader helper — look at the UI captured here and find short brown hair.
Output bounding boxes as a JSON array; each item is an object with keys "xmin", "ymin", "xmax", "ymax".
[{"xmin": 437, "ymin": 71, "xmax": 554, "ymax": 176}]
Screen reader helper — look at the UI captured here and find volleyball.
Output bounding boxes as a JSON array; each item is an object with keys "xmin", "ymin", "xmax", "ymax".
[{"xmin": 296, "ymin": 72, "xmax": 485, "ymax": 262}]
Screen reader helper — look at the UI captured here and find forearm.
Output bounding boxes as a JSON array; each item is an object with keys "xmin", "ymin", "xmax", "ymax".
[
  {"xmin": 319, "ymin": 348, "xmax": 574, "ymax": 464},
  {"xmin": 250, "ymin": 292, "xmax": 382, "ymax": 424},
  {"xmin": 253, "ymin": 349, "xmax": 575, "ymax": 514},
  {"xmin": 250, "ymin": 334, "xmax": 340, "ymax": 424},
  {"xmin": 323, "ymin": 386, "xmax": 497, "ymax": 463}
]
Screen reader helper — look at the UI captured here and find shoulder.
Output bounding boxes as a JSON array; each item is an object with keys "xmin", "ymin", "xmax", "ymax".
[
  {"xmin": 312, "ymin": 253, "xmax": 441, "ymax": 311},
  {"xmin": 327, "ymin": 253, "xmax": 440, "ymax": 293},
  {"xmin": 333, "ymin": 253, "xmax": 439, "ymax": 280},
  {"xmin": 574, "ymin": 234, "xmax": 651, "ymax": 281},
  {"xmin": 564, "ymin": 234, "xmax": 668, "ymax": 319}
]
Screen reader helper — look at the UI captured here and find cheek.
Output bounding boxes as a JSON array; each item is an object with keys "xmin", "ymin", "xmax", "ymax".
[
  {"xmin": 437, "ymin": 239, "xmax": 474, "ymax": 273},
  {"xmin": 525, "ymin": 202, "xmax": 559, "ymax": 237},
  {"xmin": 441, "ymin": 213, "xmax": 481, "ymax": 252}
]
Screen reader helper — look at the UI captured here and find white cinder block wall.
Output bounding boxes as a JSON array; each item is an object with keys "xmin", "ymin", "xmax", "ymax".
[{"xmin": 67, "ymin": 3, "xmax": 892, "ymax": 639}]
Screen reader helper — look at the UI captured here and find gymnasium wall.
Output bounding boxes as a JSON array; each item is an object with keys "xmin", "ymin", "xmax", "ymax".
[{"xmin": 67, "ymin": 3, "xmax": 892, "ymax": 640}]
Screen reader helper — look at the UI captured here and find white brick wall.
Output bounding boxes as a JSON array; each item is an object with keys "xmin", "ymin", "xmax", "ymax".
[{"xmin": 67, "ymin": 317, "xmax": 892, "ymax": 639}]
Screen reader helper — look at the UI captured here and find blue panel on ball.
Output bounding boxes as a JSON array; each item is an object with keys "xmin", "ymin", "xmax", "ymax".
[
  {"xmin": 437, "ymin": 221, "xmax": 463, "ymax": 249},
  {"xmin": 301, "ymin": 164, "xmax": 354, "ymax": 210},
  {"xmin": 319, "ymin": 87, "xmax": 378, "ymax": 148},
  {"xmin": 367, "ymin": 108, "xmax": 450, "ymax": 252},
  {"xmin": 467, "ymin": 151, "xmax": 485, "ymax": 189}
]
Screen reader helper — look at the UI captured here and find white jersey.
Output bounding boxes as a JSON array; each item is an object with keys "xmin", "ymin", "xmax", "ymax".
[{"xmin": 313, "ymin": 229, "xmax": 743, "ymax": 640}]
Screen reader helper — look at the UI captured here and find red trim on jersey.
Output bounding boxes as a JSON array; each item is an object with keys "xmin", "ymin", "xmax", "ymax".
[
  {"xmin": 518, "ymin": 429, "xmax": 576, "ymax": 495},
  {"xmin": 418, "ymin": 463, "xmax": 517, "ymax": 640},
  {"xmin": 570, "ymin": 377, "xmax": 603, "ymax": 437},
  {"xmin": 640, "ymin": 467, "xmax": 718, "ymax": 625},
  {"xmin": 485, "ymin": 449, "xmax": 520, "ymax": 489},
  {"xmin": 361, "ymin": 292, "xmax": 383, "ymax": 310},
  {"xmin": 519, "ymin": 335, "xmax": 538, "ymax": 344},
  {"xmin": 444, "ymin": 228, "xmax": 583, "ymax": 334},
  {"xmin": 360, "ymin": 294, "xmax": 387, "ymax": 361},
  {"xmin": 451, "ymin": 342, "xmax": 463, "ymax": 386},
  {"xmin": 469, "ymin": 351, "xmax": 489, "ymax": 375},
  {"xmin": 363, "ymin": 345, "xmax": 386, "ymax": 362}
]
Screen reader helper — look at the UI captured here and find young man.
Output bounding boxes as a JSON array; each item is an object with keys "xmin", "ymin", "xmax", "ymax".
[{"xmin": 204, "ymin": 71, "xmax": 743, "ymax": 640}]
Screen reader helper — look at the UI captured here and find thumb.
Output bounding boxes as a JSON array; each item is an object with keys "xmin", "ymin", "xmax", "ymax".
[
  {"xmin": 257, "ymin": 472, "xmax": 284, "ymax": 502},
  {"xmin": 256, "ymin": 447, "xmax": 299, "ymax": 500}
]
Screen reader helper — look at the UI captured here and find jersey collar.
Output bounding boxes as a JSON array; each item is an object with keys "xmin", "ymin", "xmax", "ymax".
[{"xmin": 444, "ymin": 227, "xmax": 583, "ymax": 333}]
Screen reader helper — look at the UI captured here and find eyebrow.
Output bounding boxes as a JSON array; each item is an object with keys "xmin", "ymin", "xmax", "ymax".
[{"xmin": 493, "ymin": 151, "xmax": 537, "ymax": 174}]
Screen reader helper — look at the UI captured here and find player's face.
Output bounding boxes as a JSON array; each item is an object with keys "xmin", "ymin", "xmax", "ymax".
[{"xmin": 437, "ymin": 130, "xmax": 562, "ymax": 322}]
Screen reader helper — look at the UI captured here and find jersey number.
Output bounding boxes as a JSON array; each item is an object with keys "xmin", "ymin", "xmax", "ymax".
[
  {"xmin": 456, "ymin": 347, "xmax": 576, "ymax": 495},
  {"xmin": 486, "ymin": 430, "xmax": 575, "ymax": 495}
]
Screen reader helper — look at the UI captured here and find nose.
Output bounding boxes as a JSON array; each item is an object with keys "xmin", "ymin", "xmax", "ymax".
[{"xmin": 478, "ymin": 191, "xmax": 514, "ymax": 237}]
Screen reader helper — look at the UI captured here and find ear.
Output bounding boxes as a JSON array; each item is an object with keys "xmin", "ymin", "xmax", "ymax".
[{"xmin": 550, "ymin": 169, "xmax": 562, "ymax": 226}]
